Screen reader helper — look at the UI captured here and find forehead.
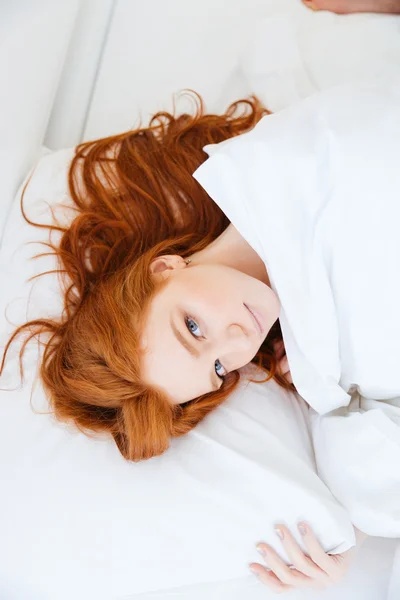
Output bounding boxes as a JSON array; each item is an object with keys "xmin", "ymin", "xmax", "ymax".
[{"xmin": 139, "ymin": 288, "xmax": 213, "ymax": 404}]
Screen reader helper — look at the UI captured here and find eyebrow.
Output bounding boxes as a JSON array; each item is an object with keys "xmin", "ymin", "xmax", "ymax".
[{"xmin": 170, "ymin": 317, "xmax": 221, "ymax": 392}]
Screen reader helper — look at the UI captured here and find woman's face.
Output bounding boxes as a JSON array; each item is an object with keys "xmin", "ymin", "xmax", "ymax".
[{"xmin": 140, "ymin": 256, "xmax": 281, "ymax": 405}]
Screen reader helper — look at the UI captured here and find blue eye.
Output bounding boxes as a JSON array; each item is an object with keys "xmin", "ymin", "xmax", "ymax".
[
  {"xmin": 186, "ymin": 316, "xmax": 202, "ymax": 337},
  {"xmin": 185, "ymin": 316, "xmax": 227, "ymax": 381},
  {"xmin": 214, "ymin": 359, "xmax": 226, "ymax": 380}
]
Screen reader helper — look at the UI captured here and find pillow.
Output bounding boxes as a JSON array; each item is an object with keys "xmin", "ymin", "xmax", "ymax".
[{"xmin": 0, "ymin": 149, "xmax": 355, "ymax": 600}]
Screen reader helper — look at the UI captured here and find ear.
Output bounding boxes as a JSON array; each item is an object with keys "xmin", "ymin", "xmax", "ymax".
[{"xmin": 149, "ymin": 254, "xmax": 186, "ymax": 276}]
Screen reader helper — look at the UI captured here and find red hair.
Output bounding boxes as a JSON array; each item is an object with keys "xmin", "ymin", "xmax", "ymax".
[{"xmin": 0, "ymin": 92, "xmax": 293, "ymax": 461}]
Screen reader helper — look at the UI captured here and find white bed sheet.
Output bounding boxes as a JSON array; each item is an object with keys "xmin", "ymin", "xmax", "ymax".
[{"xmin": 120, "ymin": 535, "xmax": 397, "ymax": 600}]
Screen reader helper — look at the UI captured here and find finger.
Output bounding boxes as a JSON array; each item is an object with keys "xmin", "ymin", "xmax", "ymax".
[
  {"xmin": 278, "ymin": 356, "xmax": 289, "ymax": 374},
  {"xmin": 274, "ymin": 525, "xmax": 328, "ymax": 581},
  {"xmin": 298, "ymin": 523, "xmax": 336, "ymax": 575},
  {"xmin": 256, "ymin": 544, "xmax": 312, "ymax": 588},
  {"xmin": 302, "ymin": 0, "xmax": 321, "ymax": 10},
  {"xmin": 273, "ymin": 339, "xmax": 286, "ymax": 360},
  {"xmin": 302, "ymin": 0, "xmax": 386, "ymax": 13},
  {"xmin": 249, "ymin": 563, "xmax": 293, "ymax": 593},
  {"xmin": 278, "ymin": 355, "xmax": 291, "ymax": 377},
  {"xmin": 277, "ymin": 357, "xmax": 293, "ymax": 384}
]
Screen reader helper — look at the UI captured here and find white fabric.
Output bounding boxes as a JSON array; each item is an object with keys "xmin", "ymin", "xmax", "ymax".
[
  {"xmin": 193, "ymin": 78, "xmax": 400, "ymax": 537},
  {"xmin": 123, "ymin": 536, "xmax": 398, "ymax": 600},
  {"xmin": 240, "ymin": 6, "xmax": 400, "ymax": 113},
  {"xmin": 82, "ymin": 0, "xmax": 400, "ymax": 143},
  {"xmin": 388, "ymin": 542, "xmax": 400, "ymax": 599},
  {"xmin": 0, "ymin": 0, "xmax": 81, "ymax": 245},
  {"xmin": 0, "ymin": 148, "xmax": 356, "ymax": 599}
]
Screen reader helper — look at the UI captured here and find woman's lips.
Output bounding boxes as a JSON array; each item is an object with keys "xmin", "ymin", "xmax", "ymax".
[{"xmin": 244, "ymin": 303, "xmax": 265, "ymax": 336}]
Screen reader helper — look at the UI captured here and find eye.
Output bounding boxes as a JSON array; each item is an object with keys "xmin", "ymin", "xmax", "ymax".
[
  {"xmin": 214, "ymin": 359, "xmax": 227, "ymax": 380},
  {"xmin": 186, "ymin": 316, "xmax": 202, "ymax": 338},
  {"xmin": 185, "ymin": 316, "xmax": 227, "ymax": 381}
]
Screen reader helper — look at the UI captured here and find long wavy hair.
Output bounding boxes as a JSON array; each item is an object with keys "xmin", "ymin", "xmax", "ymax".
[{"xmin": 0, "ymin": 92, "xmax": 294, "ymax": 461}]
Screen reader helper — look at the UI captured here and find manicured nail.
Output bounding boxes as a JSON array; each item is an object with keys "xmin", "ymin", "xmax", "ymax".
[
  {"xmin": 249, "ymin": 565, "xmax": 260, "ymax": 576},
  {"xmin": 298, "ymin": 523, "xmax": 307, "ymax": 536},
  {"xmin": 275, "ymin": 527, "xmax": 284, "ymax": 540}
]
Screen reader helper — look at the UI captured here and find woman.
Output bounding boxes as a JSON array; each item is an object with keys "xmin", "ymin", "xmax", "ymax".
[
  {"xmin": 2, "ymin": 11, "xmax": 400, "ymax": 599},
  {"xmin": 0, "ymin": 90, "xmax": 370, "ymax": 593}
]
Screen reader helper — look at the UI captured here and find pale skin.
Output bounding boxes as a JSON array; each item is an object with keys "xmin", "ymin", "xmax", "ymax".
[
  {"xmin": 302, "ymin": 0, "xmax": 400, "ymax": 12},
  {"xmin": 141, "ymin": 223, "xmax": 282, "ymax": 405}
]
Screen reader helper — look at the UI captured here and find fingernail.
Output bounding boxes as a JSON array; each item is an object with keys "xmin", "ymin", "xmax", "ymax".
[
  {"xmin": 302, "ymin": 0, "xmax": 320, "ymax": 10},
  {"xmin": 256, "ymin": 544, "xmax": 267, "ymax": 556},
  {"xmin": 275, "ymin": 526, "xmax": 284, "ymax": 540},
  {"xmin": 249, "ymin": 565, "xmax": 260, "ymax": 577},
  {"xmin": 298, "ymin": 523, "xmax": 307, "ymax": 536}
]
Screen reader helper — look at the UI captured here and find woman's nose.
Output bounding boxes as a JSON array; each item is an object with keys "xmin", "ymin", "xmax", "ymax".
[
  {"xmin": 217, "ymin": 323, "xmax": 254, "ymax": 368},
  {"xmin": 220, "ymin": 323, "xmax": 253, "ymax": 363},
  {"xmin": 226, "ymin": 322, "xmax": 250, "ymax": 343}
]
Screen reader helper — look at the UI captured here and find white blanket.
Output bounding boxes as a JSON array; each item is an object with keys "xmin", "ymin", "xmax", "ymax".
[{"xmin": 193, "ymin": 78, "xmax": 400, "ymax": 538}]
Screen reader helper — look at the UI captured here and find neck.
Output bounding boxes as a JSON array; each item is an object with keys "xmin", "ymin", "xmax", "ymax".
[{"xmin": 190, "ymin": 224, "xmax": 271, "ymax": 287}]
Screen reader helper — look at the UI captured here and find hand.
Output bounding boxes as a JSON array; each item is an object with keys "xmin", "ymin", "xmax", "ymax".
[
  {"xmin": 249, "ymin": 523, "xmax": 356, "ymax": 593},
  {"xmin": 272, "ymin": 339, "xmax": 293, "ymax": 385},
  {"xmin": 302, "ymin": 0, "xmax": 400, "ymax": 14}
]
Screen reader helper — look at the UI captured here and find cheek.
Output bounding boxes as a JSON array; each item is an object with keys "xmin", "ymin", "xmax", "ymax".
[
  {"xmin": 190, "ymin": 290, "xmax": 228, "ymax": 317},
  {"xmin": 178, "ymin": 269, "xmax": 243, "ymax": 317},
  {"xmin": 193, "ymin": 273, "xmax": 237, "ymax": 305},
  {"xmin": 176, "ymin": 277, "xmax": 215, "ymax": 309}
]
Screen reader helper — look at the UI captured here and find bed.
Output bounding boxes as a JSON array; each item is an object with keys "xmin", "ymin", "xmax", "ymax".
[{"xmin": 1, "ymin": 1, "xmax": 399, "ymax": 598}]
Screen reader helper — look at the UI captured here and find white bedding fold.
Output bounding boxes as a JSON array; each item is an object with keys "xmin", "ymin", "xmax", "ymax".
[
  {"xmin": 193, "ymin": 78, "xmax": 400, "ymax": 537},
  {"xmin": 311, "ymin": 393, "xmax": 400, "ymax": 537}
]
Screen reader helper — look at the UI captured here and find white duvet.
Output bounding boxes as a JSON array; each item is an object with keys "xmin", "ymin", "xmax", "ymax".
[{"xmin": 193, "ymin": 78, "xmax": 400, "ymax": 538}]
